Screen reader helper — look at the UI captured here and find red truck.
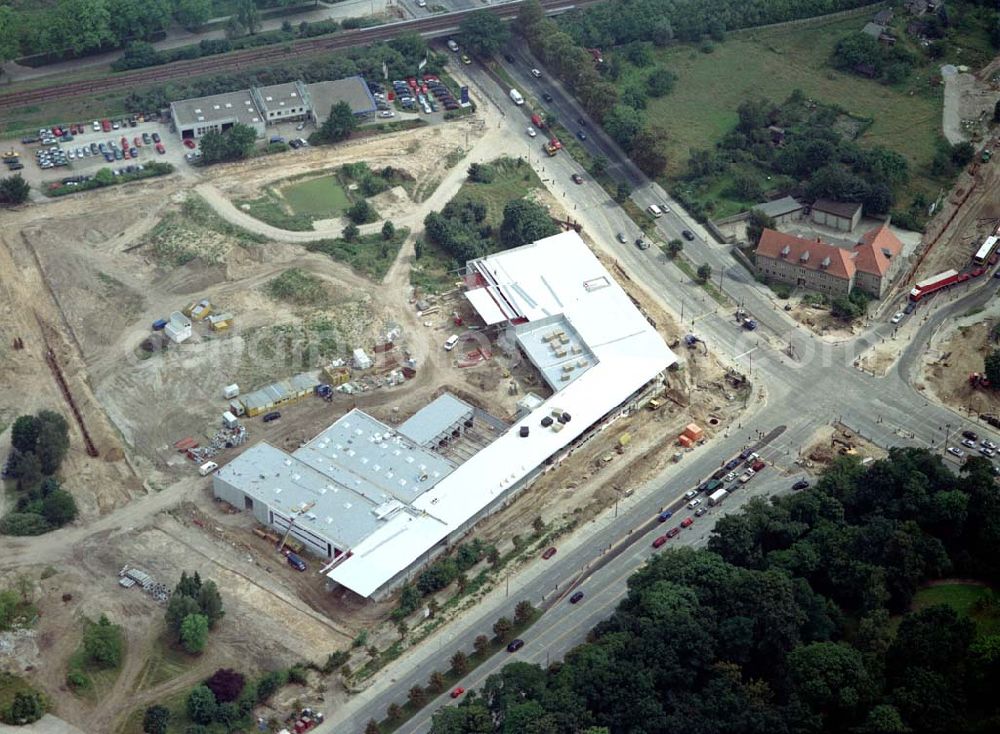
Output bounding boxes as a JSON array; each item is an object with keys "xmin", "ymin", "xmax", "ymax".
[
  {"xmin": 530, "ymin": 113, "xmax": 546, "ymax": 130},
  {"xmin": 909, "ymin": 269, "xmax": 960, "ymax": 301}
]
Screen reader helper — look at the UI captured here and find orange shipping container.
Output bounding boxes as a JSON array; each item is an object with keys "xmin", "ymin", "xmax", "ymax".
[
  {"xmin": 677, "ymin": 434, "xmax": 694, "ymax": 448},
  {"xmin": 683, "ymin": 423, "xmax": 704, "ymax": 441}
]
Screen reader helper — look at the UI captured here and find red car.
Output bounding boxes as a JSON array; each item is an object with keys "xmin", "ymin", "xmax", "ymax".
[
  {"xmin": 666, "ymin": 527, "xmax": 680, "ymax": 538},
  {"xmin": 155, "ymin": 142, "xmax": 165, "ymax": 154},
  {"xmin": 102, "ymin": 119, "xmax": 111, "ymax": 132},
  {"xmin": 183, "ymin": 138, "xmax": 196, "ymax": 149},
  {"xmin": 52, "ymin": 126, "xmax": 63, "ymax": 137},
  {"xmin": 541, "ymin": 547, "xmax": 557, "ymax": 560},
  {"xmin": 680, "ymin": 517, "xmax": 693, "ymax": 528},
  {"xmin": 450, "ymin": 687, "xmax": 465, "ymax": 698},
  {"xmin": 751, "ymin": 459, "xmax": 766, "ymax": 472},
  {"xmin": 652, "ymin": 535, "xmax": 668, "ymax": 548},
  {"xmin": 120, "ymin": 136, "xmax": 129, "ymax": 149},
  {"xmin": 971, "ymin": 267, "xmax": 985, "ymax": 277}
]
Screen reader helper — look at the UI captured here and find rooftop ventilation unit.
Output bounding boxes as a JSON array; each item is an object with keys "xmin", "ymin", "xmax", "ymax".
[
  {"xmin": 799, "ymin": 251, "xmax": 810, "ymax": 262},
  {"xmin": 820, "ymin": 256, "xmax": 831, "ymax": 269},
  {"xmin": 780, "ymin": 245, "xmax": 790, "ymax": 257}
]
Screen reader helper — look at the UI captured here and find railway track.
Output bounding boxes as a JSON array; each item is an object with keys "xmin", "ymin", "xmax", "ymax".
[{"xmin": 0, "ymin": 0, "xmax": 591, "ymax": 111}]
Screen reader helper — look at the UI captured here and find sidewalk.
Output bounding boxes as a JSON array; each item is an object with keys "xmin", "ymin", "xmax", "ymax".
[{"xmin": 0, "ymin": 0, "xmax": 391, "ymax": 84}]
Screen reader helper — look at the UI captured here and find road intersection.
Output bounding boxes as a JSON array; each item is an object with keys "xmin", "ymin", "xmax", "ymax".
[{"xmin": 325, "ymin": 52, "xmax": 999, "ymax": 734}]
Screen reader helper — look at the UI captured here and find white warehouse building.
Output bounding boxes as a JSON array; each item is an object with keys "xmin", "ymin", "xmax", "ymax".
[{"xmin": 213, "ymin": 231, "xmax": 676, "ymax": 599}]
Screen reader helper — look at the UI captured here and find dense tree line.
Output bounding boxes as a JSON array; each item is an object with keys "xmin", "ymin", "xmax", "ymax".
[
  {"xmin": 432, "ymin": 449, "xmax": 1000, "ymax": 733},
  {"xmin": 559, "ymin": 0, "xmax": 875, "ymax": 48},
  {"xmin": 1, "ymin": 410, "xmax": 77, "ymax": 536},
  {"xmin": 685, "ymin": 93, "xmax": 909, "ymax": 217},
  {"xmin": 0, "ymin": 0, "xmax": 327, "ymax": 64}
]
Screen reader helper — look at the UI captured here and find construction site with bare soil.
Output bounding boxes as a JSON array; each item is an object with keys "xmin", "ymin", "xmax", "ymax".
[{"xmin": 0, "ymin": 98, "xmax": 753, "ymax": 733}]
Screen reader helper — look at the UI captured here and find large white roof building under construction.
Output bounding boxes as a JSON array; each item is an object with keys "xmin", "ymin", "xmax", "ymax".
[{"xmin": 214, "ymin": 231, "xmax": 675, "ymax": 599}]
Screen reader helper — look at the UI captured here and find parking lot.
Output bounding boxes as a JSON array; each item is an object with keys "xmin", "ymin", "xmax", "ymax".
[
  {"xmin": 5, "ymin": 72, "xmax": 463, "ymax": 196},
  {"xmin": 8, "ymin": 114, "xmax": 198, "ymax": 191}
]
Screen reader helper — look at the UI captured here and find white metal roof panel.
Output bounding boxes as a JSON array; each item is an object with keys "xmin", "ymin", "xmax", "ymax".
[{"xmin": 327, "ymin": 231, "xmax": 677, "ymax": 597}]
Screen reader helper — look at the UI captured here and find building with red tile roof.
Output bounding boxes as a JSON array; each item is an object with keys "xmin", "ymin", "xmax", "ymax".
[
  {"xmin": 853, "ymin": 222, "xmax": 904, "ymax": 297},
  {"xmin": 754, "ymin": 223, "xmax": 904, "ymax": 298}
]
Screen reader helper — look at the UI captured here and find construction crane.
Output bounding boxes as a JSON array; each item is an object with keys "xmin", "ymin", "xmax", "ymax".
[{"xmin": 276, "ymin": 502, "xmax": 314, "ymax": 551}]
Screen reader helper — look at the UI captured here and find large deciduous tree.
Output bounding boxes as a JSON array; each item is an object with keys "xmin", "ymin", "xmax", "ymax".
[
  {"xmin": 499, "ymin": 199, "xmax": 557, "ymax": 247},
  {"xmin": 319, "ymin": 101, "xmax": 357, "ymax": 143},
  {"xmin": 459, "ymin": 11, "xmax": 510, "ymax": 57}
]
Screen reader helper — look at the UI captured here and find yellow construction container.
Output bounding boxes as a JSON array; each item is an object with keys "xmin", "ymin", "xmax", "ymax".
[
  {"xmin": 207, "ymin": 312, "xmax": 233, "ymax": 331},
  {"xmin": 323, "ymin": 365, "xmax": 351, "ymax": 386},
  {"xmin": 190, "ymin": 299, "xmax": 213, "ymax": 321}
]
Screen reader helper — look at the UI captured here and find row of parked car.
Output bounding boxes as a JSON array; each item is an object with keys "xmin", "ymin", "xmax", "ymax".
[{"xmin": 386, "ymin": 76, "xmax": 460, "ymax": 115}]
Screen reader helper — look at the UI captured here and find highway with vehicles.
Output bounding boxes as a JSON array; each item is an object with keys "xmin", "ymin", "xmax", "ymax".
[{"xmin": 321, "ymin": 50, "xmax": 1000, "ymax": 734}]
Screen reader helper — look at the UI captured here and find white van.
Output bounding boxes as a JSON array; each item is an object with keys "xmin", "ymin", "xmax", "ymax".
[
  {"xmin": 647, "ymin": 203, "xmax": 664, "ymax": 218},
  {"xmin": 447, "ymin": 39, "xmax": 459, "ymax": 52},
  {"xmin": 509, "ymin": 89, "xmax": 524, "ymax": 105},
  {"xmin": 199, "ymin": 461, "xmax": 218, "ymax": 476},
  {"xmin": 444, "ymin": 334, "xmax": 460, "ymax": 351}
]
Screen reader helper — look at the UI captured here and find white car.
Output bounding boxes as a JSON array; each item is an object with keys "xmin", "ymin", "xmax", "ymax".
[
  {"xmin": 526, "ymin": 126, "xmax": 537, "ymax": 137},
  {"xmin": 417, "ymin": 0, "xmax": 426, "ymax": 5},
  {"xmin": 962, "ymin": 438, "xmax": 977, "ymax": 448},
  {"xmin": 948, "ymin": 447, "xmax": 965, "ymax": 458},
  {"xmin": 687, "ymin": 498, "xmax": 702, "ymax": 509},
  {"xmin": 683, "ymin": 489, "xmax": 698, "ymax": 500},
  {"xmin": 530, "ymin": 68, "xmax": 542, "ymax": 78},
  {"xmin": 982, "ymin": 439, "xmax": 997, "ymax": 450},
  {"xmin": 724, "ymin": 472, "xmax": 737, "ymax": 483},
  {"xmin": 444, "ymin": 334, "xmax": 459, "ymax": 351},
  {"xmin": 92, "ymin": 120, "xmax": 101, "ymax": 131},
  {"xmin": 890, "ymin": 312, "xmax": 904, "ymax": 324},
  {"xmin": 980, "ymin": 447, "xmax": 996, "ymax": 458},
  {"xmin": 378, "ymin": 110, "xmax": 395, "ymax": 118}
]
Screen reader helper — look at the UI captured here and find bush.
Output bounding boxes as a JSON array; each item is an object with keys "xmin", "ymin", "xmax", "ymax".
[
  {"xmin": 467, "ymin": 162, "xmax": 496, "ymax": 183},
  {"xmin": 66, "ymin": 670, "xmax": 89, "ymax": 689},
  {"xmin": 288, "ymin": 665, "xmax": 309, "ymax": 685},
  {"xmin": 83, "ymin": 615, "xmax": 123, "ymax": 668},
  {"xmin": 346, "ymin": 199, "xmax": 377, "ymax": 224},
  {"xmin": 0, "ymin": 513, "xmax": 52, "ymax": 536},
  {"xmin": 205, "ymin": 668, "xmax": 245, "ymax": 703}
]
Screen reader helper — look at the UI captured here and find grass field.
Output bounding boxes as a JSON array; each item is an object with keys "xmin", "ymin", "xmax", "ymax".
[
  {"xmin": 305, "ymin": 227, "xmax": 409, "ymax": 281},
  {"xmin": 624, "ymin": 15, "xmax": 944, "ymax": 183},
  {"xmin": 134, "ymin": 637, "xmax": 198, "ymax": 692},
  {"xmin": 911, "ymin": 582, "xmax": 1000, "ymax": 636},
  {"xmin": 451, "ymin": 157, "xmax": 546, "ymax": 236},
  {"xmin": 281, "ymin": 175, "xmax": 352, "ymax": 218}
]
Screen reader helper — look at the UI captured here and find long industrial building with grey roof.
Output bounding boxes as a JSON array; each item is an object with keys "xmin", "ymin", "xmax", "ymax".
[
  {"xmin": 170, "ymin": 75, "xmax": 376, "ymax": 141},
  {"xmin": 214, "ymin": 232, "xmax": 676, "ymax": 600}
]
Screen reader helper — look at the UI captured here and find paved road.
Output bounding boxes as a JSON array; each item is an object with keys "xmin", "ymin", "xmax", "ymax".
[{"xmin": 320, "ymin": 52, "xmax": 1000, "ymax": 734}]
